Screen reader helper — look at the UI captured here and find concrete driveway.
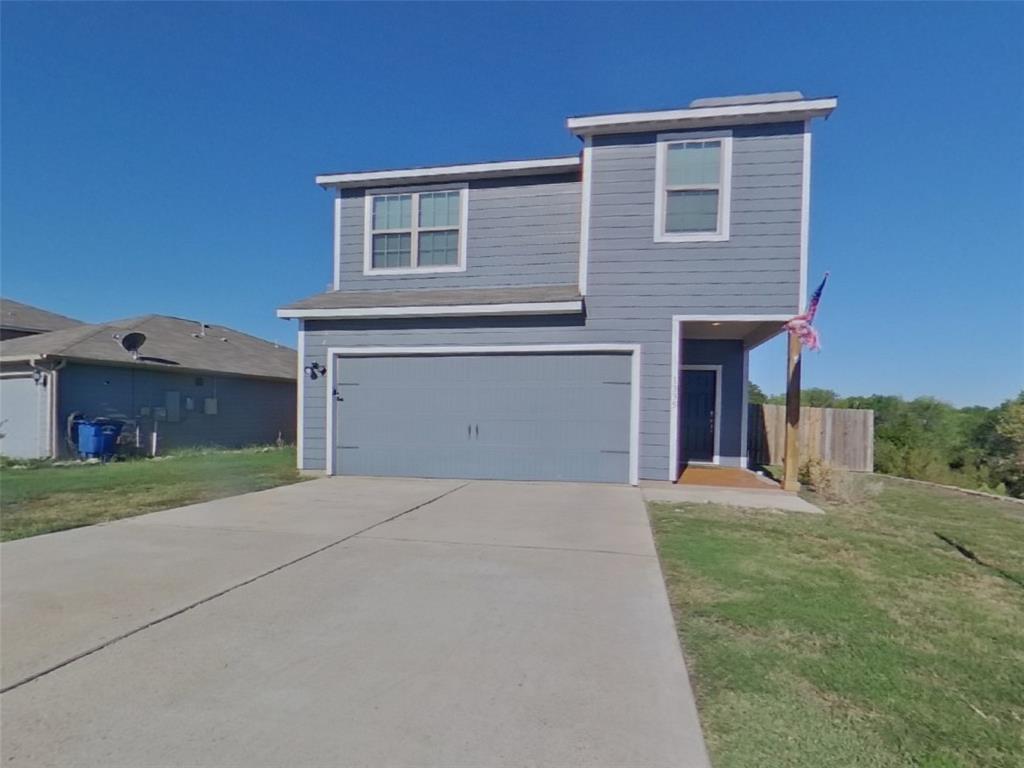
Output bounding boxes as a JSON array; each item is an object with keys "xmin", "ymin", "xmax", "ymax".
[{"xmin": 1, "ymin": 477, "xmax": 710, "ymax": 767}]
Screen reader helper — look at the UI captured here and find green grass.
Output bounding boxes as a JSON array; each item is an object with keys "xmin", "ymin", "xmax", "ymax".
[
  {"xmin": 0, "ymin": 446, "xmax": 304, "ymax": 541},
  {"xmin": 650, "ymin": 476, "xmax": 1024, "ymax": 768}
]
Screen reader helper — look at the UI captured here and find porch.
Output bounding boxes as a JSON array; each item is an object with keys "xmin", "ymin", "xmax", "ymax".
[
  {"xmin": 676, "ymin": 463, "xmax": 779, "ymax": 490},
  {"xmin": 670, "ymin": 316, "xmax": 802, "ymax": 489}
]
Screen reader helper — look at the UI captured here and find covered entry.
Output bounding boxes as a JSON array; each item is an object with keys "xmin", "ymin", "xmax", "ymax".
[{"xmin": 328, "ymin": 347, "xmax": 637, "ymax": 484}]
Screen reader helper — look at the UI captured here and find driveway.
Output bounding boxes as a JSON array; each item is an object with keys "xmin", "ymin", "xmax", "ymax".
[{"xmin": 1, "ymin": 477, "xmax": 710, "ymax": 767}]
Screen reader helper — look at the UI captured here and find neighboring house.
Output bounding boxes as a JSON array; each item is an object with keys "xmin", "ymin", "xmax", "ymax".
[
  {"xmin": 279, "ymin": 91, "xmax": 837, "ymax": 484},
  {"xmin": 0, "ymin": 315, "xmax": 296, "ymax": 459},
  {"xmin": 0, "ymin": 297, "xmax": 83, "ymax": 340}
]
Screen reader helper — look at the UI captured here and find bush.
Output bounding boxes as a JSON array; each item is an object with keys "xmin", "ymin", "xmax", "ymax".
[{"xmin": 799, "ymin": 458, "xmax": 868, "ymax": 504}]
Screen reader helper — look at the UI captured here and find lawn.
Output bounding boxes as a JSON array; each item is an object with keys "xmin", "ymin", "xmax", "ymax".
[
  {"xmin": 0, "ymin": 447, "xmax": 303, "ymax": 541},
  {"xmin": 650, "ymin": 475, "xmax": 1024, "ymax": 768}
]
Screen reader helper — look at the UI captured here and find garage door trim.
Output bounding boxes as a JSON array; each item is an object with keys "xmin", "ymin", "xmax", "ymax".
[{"xmin": 324, "ymin": 344, "xmax": 641, "ymax": 485}]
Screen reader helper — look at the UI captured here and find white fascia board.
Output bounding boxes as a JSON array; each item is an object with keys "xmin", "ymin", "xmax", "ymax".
[
  {"xmin": 567, "ymin": 98, "xmax": 838, "ymax": 136},
  {"xmin": 673, "ymin": 313, "xmax": 793, "ymax": 322},
  {"xmin": 316, "ymin": 156, "xmax": 581, "ymax": 188},
  {"xmin": 277, "ymin": 300, "xmax": 583, "ymax": 320}
]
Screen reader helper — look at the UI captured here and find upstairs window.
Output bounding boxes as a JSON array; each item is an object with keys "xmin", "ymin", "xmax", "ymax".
[
  {"xmin": 654, "ymin": 133, "xmax": 732, "ymax": 242},
  {"xmin": 364, "ymin": 189, "xmax": 467, "ymax": 274}
]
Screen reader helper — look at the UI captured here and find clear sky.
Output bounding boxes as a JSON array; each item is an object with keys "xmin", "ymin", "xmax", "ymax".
[{"xmin": 2, "ymin": 2, "xmax": 1022, "ymax": 407}]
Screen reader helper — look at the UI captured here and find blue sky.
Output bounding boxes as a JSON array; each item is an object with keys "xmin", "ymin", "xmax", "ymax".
[{"xmin": 2, "ymin": 2, "xmax": 1022, "ymax": 406}]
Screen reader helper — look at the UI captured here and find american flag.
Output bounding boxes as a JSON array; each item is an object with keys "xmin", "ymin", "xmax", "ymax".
[{"xmin": 784, "ymin": 272, "xmax": 829, "ymax": 351}]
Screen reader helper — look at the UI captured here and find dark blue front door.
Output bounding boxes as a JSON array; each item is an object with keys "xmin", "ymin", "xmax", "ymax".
[{"xmin": 682, "ymin": 369, "xmax": 716, "ymax": 463}]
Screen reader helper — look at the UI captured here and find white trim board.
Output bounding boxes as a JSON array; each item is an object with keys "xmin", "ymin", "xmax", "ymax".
[
  {"xmin": 277, "ymin": 300, "xmax": 583, "ymax": 320},
  {"xmin": 296, "ymin": 320, "xmax": 306, "ymax": 470},
  {"xmin": 324, "ymin": 343, "xmax": 641, "ymax": 486},
  {"xmin": 680, "ymin": 364, "xmax": 723, "ymax": 467},
  {"xmin": 671, "ymin": 314, "xmax": 792, "ymax": 322},
  {"xmin": 740, "ymin": 349, "xmax": 750, "ymax": 469},
  {"xmin": 316, "ymin": 156, "xmax": 581, "ymax": 188},
  {"xmin": 578, "ymin": 136, "xmax": 592, "ymax": 295},
  {"xmin": 332, "ymin": 192, "xmax": 342, "ymax": 290},
  {"xmin": 799, "ymin": 120, "xmax": 812, "ymax": 312},
  {"xmin": 669, "ymin": 320, "xmax": 682, "ymax": 480},
  {"xmin": 567, "ymin": 97, "xmax": 838, "ymax": 136}
]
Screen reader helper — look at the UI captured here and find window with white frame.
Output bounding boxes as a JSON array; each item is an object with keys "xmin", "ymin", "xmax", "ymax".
[
  {"xmin": 365, "ymin": 189, "xmax": 466, "ymax": 272},
  {"xmin": 655, "ymin": 134, "xmax": 732, "ymax": 242}
]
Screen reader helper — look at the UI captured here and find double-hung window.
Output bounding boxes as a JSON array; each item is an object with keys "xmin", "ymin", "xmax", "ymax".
[
  {"xmin": 364, "ymin": 188, "xmax": 467, "ymax": 273},
  {"xmin": 654, "ymin": 133, "xmax": 732, "ymax": 242}
]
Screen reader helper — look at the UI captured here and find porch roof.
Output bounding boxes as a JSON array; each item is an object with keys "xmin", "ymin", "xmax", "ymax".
[{"xmin": 277, "ymin": 284, "xmax": 584, "ymax": 319}]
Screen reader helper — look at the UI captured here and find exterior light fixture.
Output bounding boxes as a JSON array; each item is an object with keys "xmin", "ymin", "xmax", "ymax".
[{"xmin": 304, "ymin": 361, "xmax": 327, "ymax": 380}]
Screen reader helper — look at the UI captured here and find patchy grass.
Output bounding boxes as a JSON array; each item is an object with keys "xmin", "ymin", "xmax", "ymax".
[
  {"xmin": 650, "ymin": 475, "xmax": 1024, "ymax": 768},
  {"xmin": 1, "ymin": 447, "xmax": 303, "ymax": 541}
]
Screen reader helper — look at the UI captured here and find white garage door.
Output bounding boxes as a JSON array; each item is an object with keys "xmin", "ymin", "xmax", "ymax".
[{"xmin": 0, "ymin": 375, "xmax": 50, "ymax": 459}]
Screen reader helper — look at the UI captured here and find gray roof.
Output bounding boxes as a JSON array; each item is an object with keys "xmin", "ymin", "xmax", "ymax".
[
  {"xmin": 0, "ymin": 314, "xmax": 295, "ymax": 381},
  {"xmin": 0, "ymin": 297, "xmax": 83, "ymax": 334},
  {"xmin": 689, "ymin": 91, "xmax": 805, "ymax": 108},
  {"xmin": 279, "ymin": 284, "xmax": 582, "ymax": 311}
]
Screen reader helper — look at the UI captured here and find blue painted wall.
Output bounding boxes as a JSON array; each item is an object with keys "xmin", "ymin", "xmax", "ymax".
[
  {"xmin": 301, "ymin": 121, "xmax": 803, "ymax": 479},
  {"xmin": 57, "ymin": 362, "xmax": 295, "ymax": 455}
]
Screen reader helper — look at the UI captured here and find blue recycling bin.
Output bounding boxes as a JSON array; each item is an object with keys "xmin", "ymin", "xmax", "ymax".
[{"xmin": 77, "ymin": 421, "xmax": 123, "ymax": 460}]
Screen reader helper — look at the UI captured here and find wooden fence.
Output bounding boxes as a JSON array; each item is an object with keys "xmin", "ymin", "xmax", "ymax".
[{"xmin": 747, "ymin": 404, "xmax": 875, "ymax": 472}]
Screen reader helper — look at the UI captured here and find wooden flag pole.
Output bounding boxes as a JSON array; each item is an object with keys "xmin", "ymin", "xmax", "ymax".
[{"xmin": 782, "ymin": 332, "xmax": 802, "ymax": 491}]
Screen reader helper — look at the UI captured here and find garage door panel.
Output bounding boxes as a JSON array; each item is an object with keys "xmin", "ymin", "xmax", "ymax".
[
  {"xmin": 333, "ymin": 353, "xmax": 631, "ymax": 483},
  {"xmin": 0, "ymin": 376, "xmax": 50, "ymax": 459}
]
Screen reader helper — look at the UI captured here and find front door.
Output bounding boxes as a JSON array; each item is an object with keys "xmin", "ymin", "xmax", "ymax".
[{"xmin": 682, "ymin": 368, "xmax": 717, "ymax": 463}]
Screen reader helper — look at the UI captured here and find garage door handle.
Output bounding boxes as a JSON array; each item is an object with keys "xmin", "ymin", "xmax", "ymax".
[
  {"xmin": 475, "ymin": 424, "xmax": 479, "ymax": 438},
  {"xmin": 467, "ymin": 424, "xmax": 472, "ymax": 439}
]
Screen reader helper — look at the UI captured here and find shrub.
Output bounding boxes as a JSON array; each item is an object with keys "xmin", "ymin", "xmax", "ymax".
[{"xmin": 799, "ymin": 458, "xmax": 868, "ymax": 504}]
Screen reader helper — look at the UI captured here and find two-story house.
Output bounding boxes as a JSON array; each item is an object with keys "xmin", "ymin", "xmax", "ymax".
[{"xmin": 279, "ymin": 92, "xmax": 837, "ymax": 485}]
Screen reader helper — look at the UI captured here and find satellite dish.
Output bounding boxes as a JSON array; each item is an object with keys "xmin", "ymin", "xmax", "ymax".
[{"xmin": 120, "ymin": 332, "xmax": 147, "ymax": 359}]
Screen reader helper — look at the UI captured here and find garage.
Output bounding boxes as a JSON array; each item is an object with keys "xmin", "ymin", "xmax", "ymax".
[
  {"xmin": 329, "ymin": 349, "xmax": 636, "ymax": 483},
  {"xmin": 0, "ymin": 375, "xmax": 51, "ymax": 459}
]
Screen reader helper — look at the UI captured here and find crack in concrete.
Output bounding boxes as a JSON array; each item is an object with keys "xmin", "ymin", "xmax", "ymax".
[{"xmin": 0, "ymin": 482, "xmax": 470, "ymax": 695}]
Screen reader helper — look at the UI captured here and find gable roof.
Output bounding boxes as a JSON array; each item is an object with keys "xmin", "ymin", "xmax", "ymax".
[
  {"xmin": 0, "ymin": 314, "xmax": 295, "ymax": 381},
  {"xmin": 0, "ymin": 297, "xmax": 83, "ymax": 334}
]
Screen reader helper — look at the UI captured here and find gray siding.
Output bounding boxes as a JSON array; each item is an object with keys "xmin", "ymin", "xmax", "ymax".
[
  {"xmin": 57, "ymin": 363, "xmax": 295, "ymax": 456},
  {"xmin": 303, "ymin": 122, "xmax": 803, "ymax": 479},
  {"xmin": 681, "ymin": 339, "xmax": 745, "ymax": 466},
  {"xmin": 336, "ymin": 174, "xmax": 581, "ymax": 290},
  {"xmin": 588, "ymin": 122, "xmax": 804, "ymax": 314},
  {"xmin": 299, "ymin": 315, "xmax": 671, "ymax": 477}
]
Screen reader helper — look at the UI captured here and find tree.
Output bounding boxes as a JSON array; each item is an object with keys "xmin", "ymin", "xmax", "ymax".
[
  {"xmin": 747, "ymin": 382, "xmax": 767, "ymax": 405},
  {"xmin": 801, "ymin": 388, "xmax": 839, "ymax": 407},
  {"xmin": 993, "ymin": 393, "xmax": 1024, "ymax": 496}
]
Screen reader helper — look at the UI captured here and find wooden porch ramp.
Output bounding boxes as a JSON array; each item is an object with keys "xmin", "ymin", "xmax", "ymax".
[{"xmin": 677, "ymin": 464, "xmax": 781, "ymax": 490}]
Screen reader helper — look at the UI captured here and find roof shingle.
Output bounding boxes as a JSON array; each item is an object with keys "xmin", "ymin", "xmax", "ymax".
[{"xmin": 0, "ymin": 314, "xmax": 295, "ymax": 381}]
